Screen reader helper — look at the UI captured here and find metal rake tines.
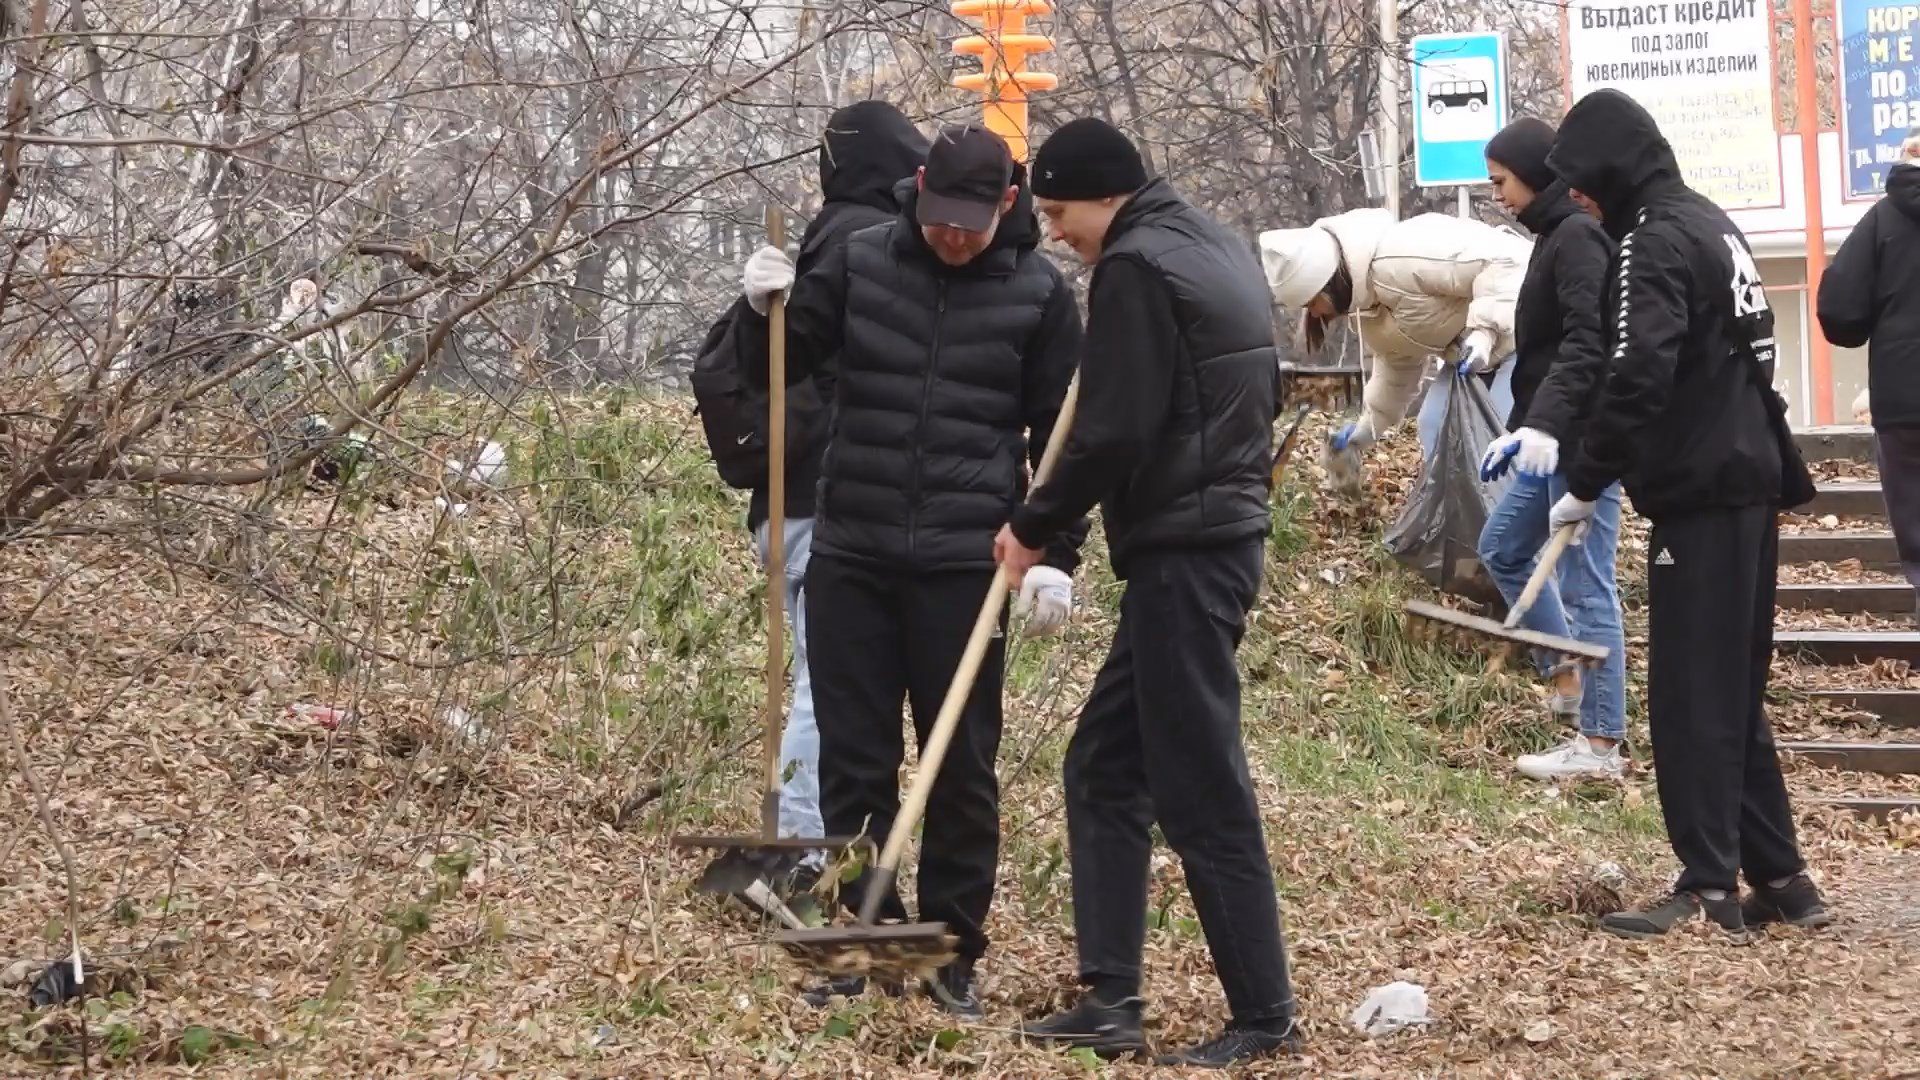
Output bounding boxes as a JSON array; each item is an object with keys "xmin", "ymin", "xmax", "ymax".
[{"xmin": 774, "ymin": 924, "xmax": 958, "ymax": 981}]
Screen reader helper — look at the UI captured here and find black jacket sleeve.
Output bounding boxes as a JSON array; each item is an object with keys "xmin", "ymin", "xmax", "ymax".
[
  {"xmin": 1521, "ymin": 220, "xmax": 1613, "ymax": 441},
  {"xmin": 1019, "ymin": 276, "xmax": 1092, "ymax": 573},
  {"xmin": 736, "ymin": 241, "xmax": 850, "ymax": 389},
  {"xmin": 1011, "ymin": 256, "xmax": 1176, "ymax": 552},
  {"xmin": 1567, "ymin": 225, "xmax": 1692, "ymax": 502},
  {"xmin": 1817, "ymin": 206, "xmax": 1879, "ymax": 349}
]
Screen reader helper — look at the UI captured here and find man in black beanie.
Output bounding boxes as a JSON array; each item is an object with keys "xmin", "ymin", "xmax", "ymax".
[{"xmin": 995, "ymin": 116, "xmax": 1300, "ymax": 1067}]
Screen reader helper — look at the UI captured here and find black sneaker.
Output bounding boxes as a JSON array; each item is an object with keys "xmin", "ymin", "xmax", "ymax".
[
  {"xmin": 924, "ymin": 959, "xmax": 983, "ymax": 1022},
  {"xmin": 1743, "ymin": 873, "xmax": 1834, "ymax": 929},
  {"xmin": 1020, "ymin": 993, "xmax": 1147, "ymax": 1058},
  {"xmin": 801, "ymin": 974, "xmax": 902, "ymax": 1009},
  {"xmin": 1152, "ymin": 1020, "xmax": 1302, "ymax": 1068},
  {"xmin": 1601, "ymin": 891, "xmax": 1749, "ymax": 943}
]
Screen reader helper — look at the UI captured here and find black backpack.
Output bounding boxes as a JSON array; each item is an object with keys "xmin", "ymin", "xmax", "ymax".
[{"xmin": 689, "ymin": 300, "xmax": 767, "ymax": 490}]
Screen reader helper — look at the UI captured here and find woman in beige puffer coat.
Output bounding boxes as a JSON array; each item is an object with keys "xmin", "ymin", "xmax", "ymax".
[{"xmin": 1260, "ymin": 208, "xmax": 1533, "ymax": 467}]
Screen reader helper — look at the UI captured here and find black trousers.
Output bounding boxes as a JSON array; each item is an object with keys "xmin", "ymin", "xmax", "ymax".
[
  {"xmin": 1646, "ymin": 505, "xmax": 1805, "ymax": 894},
  {"xmin": 1064, "ymin": 539, "xmax": 1295, "ymax": 1024},
  {"xmin": 806, "ymin": 554, "xmax": 1005, "ymax": 961},
  {"xmin": 1874, "ymin": 425, "xmax": 1920, "ymax": 596}
]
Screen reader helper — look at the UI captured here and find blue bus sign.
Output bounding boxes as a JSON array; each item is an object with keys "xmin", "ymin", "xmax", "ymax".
[{"xmin": 1411, "ymin": 32, "xmax": 1510, "ymax": 188}]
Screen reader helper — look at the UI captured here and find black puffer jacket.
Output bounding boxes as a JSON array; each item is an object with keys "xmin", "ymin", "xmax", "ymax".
[
  {"xmin": 739, "ymin": 173, "xmax": 1089, "ymax": 572},
  {"xmin": 745, "ymin": 101, "xmax": 929, "ymax": 529},
  {"xmin": 1818, "ymin": 163, "xmax": 1920, "ymax": 430},
  {"xmin": 1549, "ymin": 89, "xmax": 1786, "ymax": 517},
  {"xmin": 1011, "ymin": 179, "xmax": 1279, "ymax": 573},
  {"xmin": 1506, "ymin": 181, "xmax": 1615, "ymax": 458}
]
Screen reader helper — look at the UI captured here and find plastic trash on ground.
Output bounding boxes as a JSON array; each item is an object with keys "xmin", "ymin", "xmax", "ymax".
[{"xmin": 1351, "ymin": 980, "xmax": 1432, "ymax": 1037}]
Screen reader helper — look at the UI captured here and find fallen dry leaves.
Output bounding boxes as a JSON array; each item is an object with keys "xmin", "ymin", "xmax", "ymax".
[{"xmin": 1, "ymin": 398, "xmax": 1916, "ymax": 1079}]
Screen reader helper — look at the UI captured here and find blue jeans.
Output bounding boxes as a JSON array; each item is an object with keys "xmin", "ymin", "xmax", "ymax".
[
  {"xmin": 756, "ymin": 517, "xmax": 823, "ymax": 846},
  {"xmin": 1475, "ymin": 472, "xmax": 1628, "ymax": 741},
  {"xmin": 1418, "ymin": 362, "xmax": 1515, "ymax": 461}
]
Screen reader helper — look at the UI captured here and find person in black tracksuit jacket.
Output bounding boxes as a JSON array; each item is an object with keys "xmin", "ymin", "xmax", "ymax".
[
  {"xmin": 1544, "ymin": 89, "xmax": 1831, "ymax": 939},
  {"xmin": 1817, "ymin": 139, "xmax": 1920, "ymax": 620},
  {"xmin": 744, "ymin": 101, "xmax": 930, "ymax": 534},
  {"xmin": 696, "ymin": 101, "xmax": 928, "ymax": 878},
  {"xmin": 732, "ymin": 125, "xmax": 1088, "ymax": 1014},
  {"xmin": 993, "ymin": 118, "xmax": 1299, "ymax": 1069}
]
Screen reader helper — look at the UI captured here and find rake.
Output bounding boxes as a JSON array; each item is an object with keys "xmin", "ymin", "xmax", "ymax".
[
  {"xmin": 773, "ymin": 373, "xmax": 1085, "ymax": 981},
  {"xmin": 1270, "ymin": 402, "xmax": 1314, "ymax": 489},
  {"xmin": 672, "ymin": 206, "xmax": 857, "ymax": 901},
  {"xmin": 1403, "ymin": 522, "xmax": 1610, "ymax": 664}
]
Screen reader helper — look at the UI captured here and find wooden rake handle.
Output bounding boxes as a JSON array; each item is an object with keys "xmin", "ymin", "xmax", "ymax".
[
  {"xmin": 759, "ymin": 206, "xmax": 789, "ymax": 839},
  {"xmin": 856, "ymin": 374, "xmax": 1081, "ymax": 924},
  {"xmin": 1504, "ymin": 522, "xmax": 1578, "ymax": 631}
]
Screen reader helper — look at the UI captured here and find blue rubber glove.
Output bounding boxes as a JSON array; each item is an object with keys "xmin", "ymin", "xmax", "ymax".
[
  {"xmin": 1330, "ymin": 415, "xmax": 1375, "ymax": 453},
  {"xmin": 1479, "ymin": 433, "xmax": 1522, "ymax": 482}
]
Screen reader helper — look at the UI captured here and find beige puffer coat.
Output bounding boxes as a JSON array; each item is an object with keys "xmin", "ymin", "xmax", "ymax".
[{"xmin": 1262, "ymin": 208, "xmax": 1533, "ymax": 438}]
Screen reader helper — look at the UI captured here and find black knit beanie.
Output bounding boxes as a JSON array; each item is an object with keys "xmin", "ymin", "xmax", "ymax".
[
  {"xmin": 1484, "ymin": 117, "xmax": 1558, "ymax": 194},
  {"xmin": 1030, "ymin": 117, "xmax": 1148, "ymax": 199}
]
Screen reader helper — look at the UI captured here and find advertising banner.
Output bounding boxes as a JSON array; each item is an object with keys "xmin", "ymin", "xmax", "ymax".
[
  {"xmin": 1838, "ymin": 0, "xmax": 1920, "ymax": 197},
  {"xmin": 1565, "ymin": 0, "xmax": 1782, "ymax": 209}
]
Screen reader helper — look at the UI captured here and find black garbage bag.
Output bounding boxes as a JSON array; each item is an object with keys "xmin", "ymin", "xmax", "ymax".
[{"xmin": 1384, "ymin": 370, "xmax": 1512, "ymax": 607}]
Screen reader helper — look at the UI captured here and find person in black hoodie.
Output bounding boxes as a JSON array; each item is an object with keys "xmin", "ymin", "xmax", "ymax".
[
  {"xmin": 1818, "ymin": 127, "xmax": 1920, "ymax": 622},
  {"xmin": 995, "ymin": 117, "xmax": 1299, "ymax": 1069},
  {"xmin": 1473, "ymin": 117, "xmax": 1629, "ymax": 782},
  {"xmin": 1545, "ymin": 89, "xmax": 1830, "ymax": 940},
  {"xmin": 694, "ymin": 101, "xmax": 928, "ymax": 905},
  {"xmin": 733, "ymin": 124, "xmax": 1087, "ymax": 1017}
]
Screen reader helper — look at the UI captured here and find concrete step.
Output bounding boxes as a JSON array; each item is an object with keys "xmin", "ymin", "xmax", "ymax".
[
  {"xmin": 1806, "ymin": 482, "xmax": 1885, "ymax": 519},
  {"xmin": 1777, "ymin": 531, "xmax": 1898, "ymax": 570},
  {"xmin": 1813, "ymin": 796, "xmax": 1920, "ymax": 822},
  {"xmin": 1779, "ymin": 741, "xmax": 1920, "ymax": 775},
  {"xmin": 1775, "ymin": 582, "xmax": 1913, "ymax": 614},
  {"xmin": 1806, "ymin": 689, "xmax": 1920, "ymax": 729},
  {"xmin": 1774, "ymin": 630, "xmax": 1920, "ymax": 665},
  {"xmin": 1794, "ymin": 425, "xmax": 1875, "ymax": 462}
]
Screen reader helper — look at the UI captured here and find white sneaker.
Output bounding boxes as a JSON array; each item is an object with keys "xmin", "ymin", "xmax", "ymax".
[{"xmin": 1516, "ymin": 735, "xmax": 1624, "ymax": 782}]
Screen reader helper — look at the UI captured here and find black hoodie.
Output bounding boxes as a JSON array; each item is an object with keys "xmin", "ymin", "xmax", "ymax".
[
  {"xmin": 1817, "ymin": 163, "xmax": 1920, "ymax": 429},
  {"xmin": 735, "ymin": 163, "xmax": 1089, "ymax": 573},
  {"xmin": 1546, "ymin": 89, "xmax": 1788, "ymax": 518},
  {"xmin": 1506, "ymin": 181, "xmax": 1615, "ymax": 452},
  {"xmin": 736, "ymin": 102, "xmax": 929, "ymax": 530}
]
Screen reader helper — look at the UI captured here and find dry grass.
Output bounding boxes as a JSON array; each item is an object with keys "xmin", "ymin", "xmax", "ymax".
[{"xmin": 3, "ymin": 395, "xmax": 1917, "ymax": 1078}]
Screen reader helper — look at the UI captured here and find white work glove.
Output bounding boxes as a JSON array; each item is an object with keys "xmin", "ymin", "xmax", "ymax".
[
  {"xmin": 1013, "ymin": 565, "xmax": 1072, "ymax": 638},
  {"xmin": 1453, "ymin": 329, "xmax": 1498, "ymax": 375},
  {"xmin": 1511, "ymin": 427, "xmax": 1560, "ymax": 478},
  {"xmin": 742, "ymin": 245, "xmax": 795, "ymax": 316},
  {"xmin": 1548, "ymin": 492, "xmax": 1597, "ymax": 545}
]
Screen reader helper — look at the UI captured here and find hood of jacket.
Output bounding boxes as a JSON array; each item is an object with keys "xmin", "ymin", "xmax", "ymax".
[
  {"xmin": 1516, "ymin": 180, "xmax": 1586, "ymax": 238},
  {"xmin": 1547, "ymin": 89, "xmax": 1685, "ymax": 240},
  {"xmin": 886, "ymin": 164, "xmax": 1041, "ymax": 275},
  {"xmin": 817, "ymin": 101, "xmax": 930, "ymax": 214},
  {"xmin": 1311, "ymin": 207, "xmax": 1398, "ymax": 312},
  {"xmin": 1889, "ymin": 161, "xmax": 1920, "ymax": 224}
]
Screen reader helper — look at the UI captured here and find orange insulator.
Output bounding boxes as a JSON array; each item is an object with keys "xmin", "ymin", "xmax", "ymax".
[{"xmin": 950, "ymin": 0, "xmax": 1057, "ymax": 164}]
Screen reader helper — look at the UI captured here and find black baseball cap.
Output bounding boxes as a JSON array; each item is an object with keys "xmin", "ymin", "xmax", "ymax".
[{"xmin": 916, "ymin": 124, "xmax": 1015, "ymax": 232}]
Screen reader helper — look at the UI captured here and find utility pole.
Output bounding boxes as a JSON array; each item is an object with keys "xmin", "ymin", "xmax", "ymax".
[
  {"xmin": 1380, "ymin": 0, "xmax": 1400, "ymax": 219},
  {"xmin": 1791, "ymin": 0, "xmax": 1832, "ymax": 425}
]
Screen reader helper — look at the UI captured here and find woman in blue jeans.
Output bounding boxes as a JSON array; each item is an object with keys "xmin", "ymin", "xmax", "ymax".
[{"xmin": 1475, "ymin": 118, "xmax": 1629, "ymax": 781}]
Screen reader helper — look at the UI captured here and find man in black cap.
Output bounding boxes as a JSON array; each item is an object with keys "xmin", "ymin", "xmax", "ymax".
[
  {"xmin": 732, "ymin": 124, "xmax": 1087, "ymax": 1018},
  {"xmin": 995, "ymin": 116, "xmax": 1300, "ymax": 1067}
]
